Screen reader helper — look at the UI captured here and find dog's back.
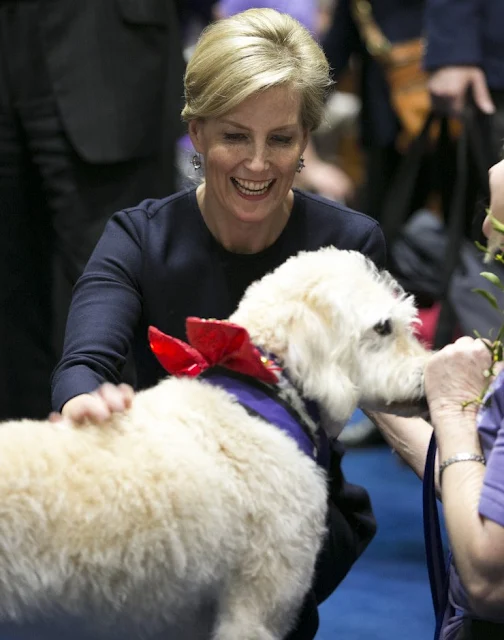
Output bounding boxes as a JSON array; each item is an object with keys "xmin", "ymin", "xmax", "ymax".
[{"xmin": 0, "ymin": 247, "xmax": 430, "ymax": 639}]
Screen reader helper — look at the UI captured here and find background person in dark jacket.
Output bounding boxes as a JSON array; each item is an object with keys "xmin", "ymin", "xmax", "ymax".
[{"xmin": 0, "ymin": 0, "xmax": 185, "ymax": 421}]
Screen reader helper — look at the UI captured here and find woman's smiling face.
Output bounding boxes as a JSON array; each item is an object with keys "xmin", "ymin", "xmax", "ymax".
[{"xmin": 188, "ymin": 85, "xmax": 308, "ymax": 228}]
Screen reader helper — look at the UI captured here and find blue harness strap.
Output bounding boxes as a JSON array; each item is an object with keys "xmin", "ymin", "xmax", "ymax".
[{"xmin": 423, "ymin": 432, "xmax": 449, "ymax": 639}]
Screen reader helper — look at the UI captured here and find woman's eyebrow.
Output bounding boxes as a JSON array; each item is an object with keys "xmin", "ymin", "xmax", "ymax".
[
  {"xmin": 218, "ymin": 118, "xmax": 298, "ymax": 132},
  {"xmin": 219, "ymin": 118, "xmax": 249, "ymax": 129}
]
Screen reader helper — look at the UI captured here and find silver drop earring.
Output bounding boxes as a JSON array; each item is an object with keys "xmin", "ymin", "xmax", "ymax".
[
  {"xmin": 191, "ymin": 154, "xmax": 202, "ymax": 170},
  {"xmin": 296, "ymin": 156, "xmax": 305, "ymax": 173}
]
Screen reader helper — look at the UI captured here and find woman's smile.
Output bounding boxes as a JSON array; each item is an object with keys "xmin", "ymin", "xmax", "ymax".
[{"xmin": 231, "ymin": 177, "xmax": 276, "ymax": 198}]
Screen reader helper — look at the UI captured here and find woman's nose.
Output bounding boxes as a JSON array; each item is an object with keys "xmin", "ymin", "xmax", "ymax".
[{"xmin": 245, "ymin": 143, "xmax": 269, "ymax": 172}]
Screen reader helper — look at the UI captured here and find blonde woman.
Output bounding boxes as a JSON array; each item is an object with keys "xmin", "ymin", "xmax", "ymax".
[{"xmin": 53, "ymin": 10, "xmax": 386, "ymax": 638}]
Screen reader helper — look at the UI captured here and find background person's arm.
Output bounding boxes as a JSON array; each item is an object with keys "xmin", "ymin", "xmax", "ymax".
[
  {"xmin": 366, "ymin": 412, "xmax": 434, "ymax": 482},
  {"xmin": 433, "ymin": 407, "xmax": 504, "ymax": 617},
  {"xmin": 424, "ymin": 0, "xmax": 495, "ymax": 115}
]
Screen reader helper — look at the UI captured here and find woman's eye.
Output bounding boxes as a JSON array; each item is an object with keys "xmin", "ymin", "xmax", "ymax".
[
  {"xmin": 224, "ymin": 133, "xmax": 246, "ymax": 142},
  {"xmin": 271, "ymin": 135, "xmax": 293, "ymax": 145}
]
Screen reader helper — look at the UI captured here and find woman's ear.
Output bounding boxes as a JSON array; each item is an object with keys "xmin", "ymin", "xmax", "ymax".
[{"xmin": 188, "ymin": 119, "xmax": 205, "ymax": 154}]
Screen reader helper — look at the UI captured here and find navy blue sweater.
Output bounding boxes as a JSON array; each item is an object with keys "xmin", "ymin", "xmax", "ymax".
[{"xmin": 52, "ymin": 187, "xmax": 385, "ymax": 410}]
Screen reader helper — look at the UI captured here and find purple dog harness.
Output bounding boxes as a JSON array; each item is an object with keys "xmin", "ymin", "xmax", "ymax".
[
  {"xmin": 148, "ymin": 318, "xmax": 331, "ymax": 469},
  {"xmin": 201, "ymin": 368, "xmax": 331, "ymax": 469}
]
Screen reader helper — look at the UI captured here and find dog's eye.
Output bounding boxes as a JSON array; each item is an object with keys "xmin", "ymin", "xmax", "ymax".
[{"xmin": 373, "ymin": 319, "xmax": 392, "ymax": 336}]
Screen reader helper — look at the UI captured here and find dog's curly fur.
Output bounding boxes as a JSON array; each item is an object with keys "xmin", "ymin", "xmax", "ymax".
[{"xmin": 0, "ymin": 248, "xmax": 430, "ymax": 639}]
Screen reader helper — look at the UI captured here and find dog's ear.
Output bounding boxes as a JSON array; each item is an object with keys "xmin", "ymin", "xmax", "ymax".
[{"xmin": 285, "ymin": 302, "xmax": 359, "ymax": 426}]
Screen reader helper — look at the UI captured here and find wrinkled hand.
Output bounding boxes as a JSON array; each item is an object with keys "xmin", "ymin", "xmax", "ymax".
[
  {"xmin": 428, "ymin": 66, "xmax": 495, "ymax": 116},
  {"xmin": 424, "ymin": 337, "xmax": 496, "ymax": 422},
  {"xmin": 294, "ymin": 161, "xmax": 355, "ymax": 203},
  {"xmin": 52, "ymin": 383, "xmax": 135, "ymax": 425}
]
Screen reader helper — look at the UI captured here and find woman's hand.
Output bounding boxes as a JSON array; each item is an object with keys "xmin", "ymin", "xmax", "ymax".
[
  {"xmin": 54, "ymin": 383, "xmax": 135, "ymax": 424},
  {"xmin": 424, "ymin": 337, "xmax": 494, "ymax": 422}
]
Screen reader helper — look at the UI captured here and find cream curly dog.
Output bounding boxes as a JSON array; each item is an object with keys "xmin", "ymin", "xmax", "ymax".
[{"xmin": 0, "ymin": 248, "xmax": 429, "ymax": 640}]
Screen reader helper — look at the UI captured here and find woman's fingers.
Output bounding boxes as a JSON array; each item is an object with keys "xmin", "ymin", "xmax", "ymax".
[
  {"xmin": 96, "ymin": 383, "xmax": 127, "ymax": 413},
  {"xmin": 424, "ymin": 338, "xmax": 495, "ymax": 417},
  {"xmin": 61, "ymin": 384, "xmax": 135, "ymax": 425},
  {"xmin": 118, "ymin": 383, "xmax": 135, "ymax": 408}
]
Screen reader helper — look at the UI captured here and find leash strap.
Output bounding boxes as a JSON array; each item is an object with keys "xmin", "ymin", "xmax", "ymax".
[{"xmin": 423, "ymin": 432, "xmax": 449, "ymax": 638}]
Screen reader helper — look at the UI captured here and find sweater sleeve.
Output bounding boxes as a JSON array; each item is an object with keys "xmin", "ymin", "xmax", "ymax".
[
  {"xmin": 424, "ymin": 0, "xmax": 483, "ymax": 70},
  {"xmin": 51, "ymin": 211, "xmax": 144, "ymax": 412},
  {"xmin": 479, "ymin": 418, "xmax": 504, "ymax": 527},
  {"xmin": 358, "ymin": 222, "xmax": 387, "ymax": 270}
]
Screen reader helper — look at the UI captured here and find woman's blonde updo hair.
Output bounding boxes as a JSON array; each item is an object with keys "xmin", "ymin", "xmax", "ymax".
[{"xmin": 181, "ymin": 8, "xmax": 332, "ymax": 132}]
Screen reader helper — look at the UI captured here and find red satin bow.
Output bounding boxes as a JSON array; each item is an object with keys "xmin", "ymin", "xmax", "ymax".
[{"xmin": 148, "ymin": 317, "xmax": 280, "ymax": 385}]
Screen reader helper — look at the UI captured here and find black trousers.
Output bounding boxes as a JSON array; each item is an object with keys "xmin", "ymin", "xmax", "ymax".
[
  {"xmin": 359, "ymin": 143, "xmax": 401, "ymax": 225},
  {"xmin": 0, "ymin": 1, "xmax": 169, "ymax": 420}
]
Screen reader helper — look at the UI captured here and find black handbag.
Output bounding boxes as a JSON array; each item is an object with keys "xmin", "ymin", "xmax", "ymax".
[{"xmin": 381, "ymin": 106, "xmax": 496, "ymax": 348}]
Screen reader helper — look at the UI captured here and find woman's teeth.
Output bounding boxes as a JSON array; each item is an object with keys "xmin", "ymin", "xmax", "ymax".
[{"xmin": 232, "ymin": 178, "xmax": 273, "ymax": 195}]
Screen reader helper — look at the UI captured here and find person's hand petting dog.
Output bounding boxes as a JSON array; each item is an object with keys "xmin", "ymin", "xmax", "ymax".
[{"xmin": 50, "ymin": 382, "xmax": 134, "ymax": 424}]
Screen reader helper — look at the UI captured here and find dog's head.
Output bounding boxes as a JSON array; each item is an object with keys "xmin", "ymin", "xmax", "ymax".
[{"xmin": 230, "ymin": 247, "xmax": 431, "ymax": 435}]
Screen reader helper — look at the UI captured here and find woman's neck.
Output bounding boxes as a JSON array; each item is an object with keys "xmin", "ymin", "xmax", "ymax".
[{"xmin": 195, "ymin": 184, "xmax": 293, "ymax": 254}]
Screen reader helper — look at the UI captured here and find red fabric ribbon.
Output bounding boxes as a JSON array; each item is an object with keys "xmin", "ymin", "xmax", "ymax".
[{"xmin": 148, "ymin": 317, "xmax": 279, "ymax": 385}]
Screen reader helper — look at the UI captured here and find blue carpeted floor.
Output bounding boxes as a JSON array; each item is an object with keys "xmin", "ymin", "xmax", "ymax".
[{"xmin": 317, "ymin": 445, "xmax": 435, "ymax": 639}]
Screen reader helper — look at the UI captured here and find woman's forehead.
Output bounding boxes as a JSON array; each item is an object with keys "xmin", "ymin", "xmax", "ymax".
[{"xmin": 218, "ymin": 87, "xmax": 303, "ymax": 125}]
